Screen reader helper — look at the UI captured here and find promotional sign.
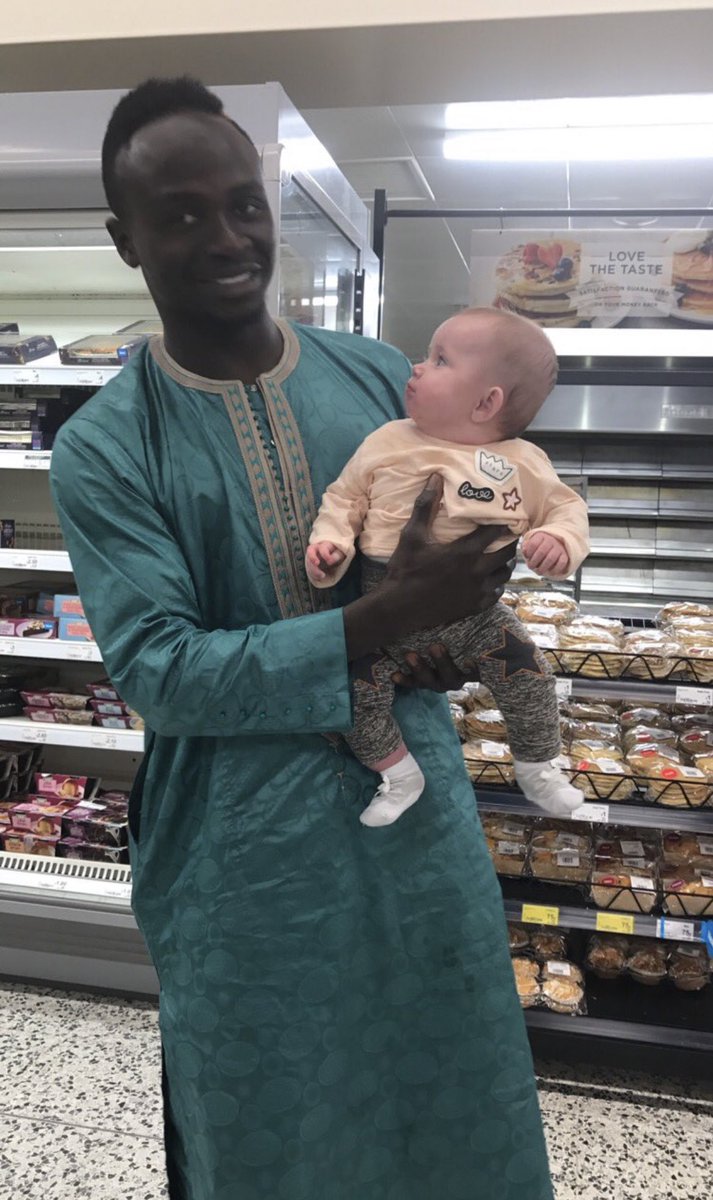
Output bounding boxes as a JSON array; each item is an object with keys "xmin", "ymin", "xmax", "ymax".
[{"xmin": 469, "ymin": 229, "xmax": 713, "ymax": 327}]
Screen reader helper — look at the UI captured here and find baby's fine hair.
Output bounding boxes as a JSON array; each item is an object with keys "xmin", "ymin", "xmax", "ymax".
[{"xmin": 458, "ymin": 306, "xmax": 558, "ymax": 438}]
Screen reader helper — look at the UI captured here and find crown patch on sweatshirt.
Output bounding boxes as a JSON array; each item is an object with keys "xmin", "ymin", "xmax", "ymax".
[{"xmin": 476, "ymin": 449, "xmax": 516, "ymax": 485}]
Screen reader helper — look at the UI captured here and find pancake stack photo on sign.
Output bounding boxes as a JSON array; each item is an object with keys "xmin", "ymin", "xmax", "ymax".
[
  {"xmin": 493, "ymin": 238, "xmax": 582, "ymax": 327},
  {"xmin": 670, "ymin": 232, "xmax": 713, "ymax": 322}
]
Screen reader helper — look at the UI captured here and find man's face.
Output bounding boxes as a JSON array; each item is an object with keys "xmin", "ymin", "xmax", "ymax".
[{"xmin": 108, "ymin": 112, "xmax": 275, "ymax": 325}]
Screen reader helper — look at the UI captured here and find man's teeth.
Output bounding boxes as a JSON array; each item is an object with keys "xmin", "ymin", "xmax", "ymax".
[{"xmin": 218, "ymin": 270, "xmax": 255, "ymax": 285}]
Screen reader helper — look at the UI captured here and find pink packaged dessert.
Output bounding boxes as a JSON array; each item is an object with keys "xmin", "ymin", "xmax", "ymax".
[
  {"xmin": 2, "ymin": 830, "xmax": 58, "ymax": 856},
  {"xmin": 34, "ymin": 773, "xmax": 99, "ymax": 802},
  {"xmin": 93, "ymin": 714, "xmax": 133, "ymax": 729},
  {"xmin": 21, "ymin": 691, "xmax": 89, "ymax": 711},
  {"xmin": 86, "ymin": 679, "xmax": 120, "ymax": 702},
  {"xmin": 56, "ymin": 838, "xmax": 129, "ymax": 865},
  {"xmin": 89, "ymin": 701, "xmax": 128, "ymax": 716},
  {"xmin": 0, "ymin": 616, "xmax": 56, "ymax": 639},
  {"xmin": 11, "ymin": 798, "xmax": 74, "ymax": 836},
  {"xmin": 24, "ymin": 707, "xmax": 94, "ymax": 725},
  {"xmin": 0, "ymin": 797, "xmax": 18, "ymax": 825},
  {"xmin": 62, "ymin": 802, "xmax": 128, "ymax": 847}
]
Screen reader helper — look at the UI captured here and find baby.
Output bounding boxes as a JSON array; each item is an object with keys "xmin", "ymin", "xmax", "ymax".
[{"xmin": 307, "ymin": 307, "xmax": 590, "ymax": 828}]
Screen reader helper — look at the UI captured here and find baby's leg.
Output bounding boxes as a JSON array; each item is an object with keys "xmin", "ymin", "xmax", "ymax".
[
  {"xmin": 346, "ymin": 652, "xmax": 425, "ymax": 828},
  {"xmin": 424, "ymin": 603, "xmax": 583, "ymax": 817}
]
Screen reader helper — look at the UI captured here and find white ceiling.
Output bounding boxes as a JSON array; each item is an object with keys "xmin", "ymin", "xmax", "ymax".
[{"xmin": 303, "ymin": 102, "xmax": 713, "ymax": 357}]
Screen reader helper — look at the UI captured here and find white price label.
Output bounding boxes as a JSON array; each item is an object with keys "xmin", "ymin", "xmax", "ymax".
[
  {"xmin": 620, "ymin": 840, "xmax": 645, "ymax": 857},
  {"xmin": 36, "ymin": 875, "xmax": 70, "ymax": 893},
  {"xmin": 23, "ymin": 726, "xmax": 48, "ymax": 743},
  {"xmin": 676, "ymin": 686, "xmax": 713, "ymax": 708},
  {"xmin": 555, "ymin": 678, "xmax": 573, "ymax": 698},
  {"xmin": 630, "ymin": 874, "xmax": 655, "ymax": 892},
  {"xmin": 656, "ymin": 918, "xmax": 697, "ymax": 942},
  {"xmin": 22, "ymin": 452, "xmax": 50, "ymax": 470},
  {"xmin": 91, "ymin": 732, "xmax": 119, "ymax": 750},
  {"xmin": 0, "ymin": 639, "xmax": 16, "ymax": 656},
  {"xmin": 101, "ymin": 883, "xmax": 132, "ymax": 902},
  {"xmin": 77, "ymin": 372, "xmax": 105, "ymax": 386},
  {"xmin": 13, "ymin": 370, "xmax": 40, "ymax": 385},
  {"xmin": 11, "ymin": 554, "xmax": 39, "ymax": 570},
  {"xmin": 570, "ymin": 802, "xmax": 610, "ymax": 824},
  {"xmin": 546, "ymin": 961, "xmax": 572, "ymax": 977},
  {"xmin": 67, "ymin": 644, "xmax": 94, "ymax": 661}
]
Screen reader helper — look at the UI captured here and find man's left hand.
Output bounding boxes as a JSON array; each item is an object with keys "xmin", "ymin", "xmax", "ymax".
[{"xmin": 392, "ymin": 644, "xmax": 477, "ymax": 693}]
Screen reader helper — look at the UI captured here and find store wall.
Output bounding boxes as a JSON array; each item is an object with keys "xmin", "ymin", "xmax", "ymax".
[{"xmin": 1, "ymin": 0, "xmax": 712, "ymax": 43}]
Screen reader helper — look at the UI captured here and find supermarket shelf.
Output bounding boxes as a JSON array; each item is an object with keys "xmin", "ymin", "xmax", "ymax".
[
  {"xmin": 0, "ymin": 354, "xmax": 120, "ymax": 389},
  {"xmin": 476, "ymin": 787, "xmax": 713, "ymax": 834},
  {"xmin": 0, "ymin": 851, "xmax": 131, "ymax": 913},
  {"xmin": 501, "ymin": 896, "xmax": 701, "ymax": 943},
  {"xmin": 0, "ymin": 637, "xmax": 101, "ymax": 662},
  {"xmin": 588, "ymin": 544, "xmax": 713, "ymax": 562},
  {"xmin": 589, "ymin": 507, "xmax": 713, "ymax": 524},
  {"xmin": 0, "ymin": 717, "xmax": 143, "ymax": 752},
  {"xmin": 524, "ymin": 1009, "xmax": 713, "ymax": 1053},
  {"xmin": 554, "ymin": 677, "xmax": 712, "ymax": 704},
  {"xmin": 0, "ymin": 450, "xmax": 51, "ymax": 471},
  {"xmin": 561, "ymin": 469, "xmax": 713, "ymax": 483},
  {"xmin": 0, "ymin": 548, "xmax": 71, "ymax": 572}
]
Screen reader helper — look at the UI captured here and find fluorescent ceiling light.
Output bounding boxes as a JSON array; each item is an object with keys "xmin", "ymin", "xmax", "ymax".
[
  {"xmin": 444, "ymin": 124, "xmax": 713, "ymax": 162},
  {"xmin": 443, "ymin": 94, "xmax": 713, "ymax": 161},
  {"xmin": 444, "ymin": 94, "xmax": 713, "ymax": 130}
]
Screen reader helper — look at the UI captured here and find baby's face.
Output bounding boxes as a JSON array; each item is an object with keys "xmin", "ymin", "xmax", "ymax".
[{"xmin": 405, "ymin": 314, "xmax": 505, "ymax": 442}]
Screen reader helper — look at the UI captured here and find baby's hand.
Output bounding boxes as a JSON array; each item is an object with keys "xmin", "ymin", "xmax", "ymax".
[
  {"xmin": 524, "ymin": 531, "xmax": 570, "ymax": 578},
  {"xmin": 306, "ymin": 541, "xmax": 347, "ymax": 583}
]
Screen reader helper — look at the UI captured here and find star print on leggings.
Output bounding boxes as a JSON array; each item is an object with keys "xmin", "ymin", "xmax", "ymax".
[
  {"xmin": 351, "ymin": 652, "xmax": 387, "ymax": 690},
  {"xmin": 482, "ymin": 626, "xmax": 545, "ymax": 681}
]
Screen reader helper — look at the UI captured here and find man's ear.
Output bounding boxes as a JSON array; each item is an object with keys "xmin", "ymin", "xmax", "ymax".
[
  {"xmin": 107, "ymin": 216, "xmax": 140, "ymax": 270},
  {"xmin": 471, "ymin": 386, "xmax": 505, "ymax": 424}
]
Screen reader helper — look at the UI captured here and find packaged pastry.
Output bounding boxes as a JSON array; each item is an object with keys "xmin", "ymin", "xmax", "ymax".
[
  {"xmin": 647, "ymin": 762, "xmax": 710, "ymax": 808},
  {"xmin": 556, "ymin": 641, "xmax": 625, "ymax": 679},
  {"xmin": 461, "ymin": 739, "xmax": 514, "ymax": 785},
  {"xmin": 59, "ymin": 334, "xmax": 148, "ymax": 366},
  {"xmin": 591, "ymin": 865, "xmax": 657, "ymax": 913},
  {"xmin": 531, "ymin": 826, "xmax": 592, "ymax": 855},
  {"xmin": 522, "ymin": 622, "xmax": 560, "ymax": 650},
  {"xmin": 620, "ymin": 707, "xmax": 671, "ymax": 731},
  {"xmin": 626, "ymin": 940, "xmax": 667, "ymax": 986},
  {"xmin": 541, "ymin": 966, "xmax": 585, "ymax": 1014},
  {"xmin": 10, "ymin": 798, "xmax": 74, "ymax": 836},
  {"xmin": 669, "ymin": 944, "xmax": 710, "ymax": 991},
  {"xmin": 512, "ymin": 957, "xmax": 540, "ymax": 1008},
  {"xmin": 680, "ymin": 729, "xmax": 713, "ymax": 756},
  {"xmin": 0, "ymin": 616, "xmax": 56, "ymax": 639},
  {"xmin": 623, "ymin": 631, "xmax": 683, "ymax": 680},
  {"xmin": 623, "ymin": 725, "xmax": 678, "ymax": 754},
  {"xmin": 0, "ymin": 333, "xmax": 56, "ymax": 364},
  {"xmin": 86, "ymin": 679, "xmax": 121, "ymax": 702},
  {"xmin": 569, "ymin": 757, "xmax": 636, "ymax": 802},
  {"xmin": 585, "ymin": 934, "xmax": 629, "ymax": 979},
  {"xmin": 1, "ymin": 830, "xmax": 58, "ymax": 855},
  {"xmin": 687, "ymin": 646, "xmax": 713, "ymax": 684},
  {"xmin": 56, "ymin": 838, "xmax": 129, "ymax": 864},
  {"xmin": 21, "ymin": 691, "xmax": 89, "ymax": 711},
  {"xmin": 673, "ymin": 713, "xmax": 713, "ymax": 733},
  {"xmin": 500, "ymin": 590, "xmax": 518, "ymax": 608},
  {"xmin": 480, "ymin": 813, "xmax": 531, "ymax": 844},
  {"xmin": 658, "ymin": 601, "xmax": 713, "ymax": 624},
  {"xmin": 567, "ymin": 719, "xmax": 620, "ymax": 744},
  {"xmin": 530, "ymin": 842, "xmax": 592, "ymax": 884},
  {"xmin": 595, "ymin": 835, "xmax": 657, "ymax": 866},
  {"xmin": 24, "ymin": 707, "xmax": 94, "ymax": 725},
  {"xmin": 530, "ymin": 929, "xmax": 568, "ymax": 961},
  {"xmin": 487, "ymin": 835, "xmax": 528, "ymax": 876},
  {"xmin": 563, "ymin": 702, "xmax": 619, "ymax": 723},
  {"xmin": 662, "ymin": 866, "xmax": 713, "ymax": 917},
  {"xmin": 663, "ymin": 831, "xmax": 713, "ymax": 869},
  {"xmin": 61, "ymin": 803, "xmax": 128, "ymax": 848},
  {"xmin": 449, "ymin": 702, "xmax": 468, "ymax": 737},
  {"xmin": 694, "ymin": 753, "xmax": 713, "ymax": 780},
  {"xmin": 463, "ymin": 707, "xmax": 507, "ymax": 740},
  {"xmin": 34, "ymin": 774, "xmax": 99, "ymax": 802},
  {"xmin": 515, "ymin": 591, "xmax": 577, "ymax": 626},
  {"xmin": 508, "ymin": 923, "xmax": 530, "ymax": 953},
  {"xmin": 569, "ymin": 740, "xmax": 623, "ymax": 764}
]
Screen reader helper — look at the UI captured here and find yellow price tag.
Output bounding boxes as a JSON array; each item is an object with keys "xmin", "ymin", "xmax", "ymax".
[
  {"xmin": 521, "ymin": 903, "xmax": 559, "ymax": 927},
  {"xmin": 596, "ymin": 912, "xmax": 635, "ymax": 935}
]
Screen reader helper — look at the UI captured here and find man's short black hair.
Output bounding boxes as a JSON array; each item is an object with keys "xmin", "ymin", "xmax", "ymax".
[{"xmin": 101, "ymin": 76, "xmax": 255, "ymax": 217}]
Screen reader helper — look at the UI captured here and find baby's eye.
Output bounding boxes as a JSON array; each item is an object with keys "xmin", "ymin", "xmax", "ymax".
[{"xmin": 435, "ymin": 354, "xmax": 447, "ymax": 366}]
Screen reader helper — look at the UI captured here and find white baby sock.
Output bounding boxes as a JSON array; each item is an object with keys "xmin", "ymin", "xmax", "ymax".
[
  {"xmin": 513, "ymin": 759, "xmax": 584, "ymax": 817},
  {"xmin": 360, "ymin": 753, "xmax": 426, "ymax": 828}
]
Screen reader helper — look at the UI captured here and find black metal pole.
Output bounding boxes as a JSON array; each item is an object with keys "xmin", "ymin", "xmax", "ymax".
[{"xmin": 372, "ymin": 189, "xmax": 387, "ymax": 340}]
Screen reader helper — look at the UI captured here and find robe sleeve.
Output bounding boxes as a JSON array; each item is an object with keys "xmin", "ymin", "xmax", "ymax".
[{"xmin": 50, "ymin": 417, "xmax": 353, "ymax": 739}]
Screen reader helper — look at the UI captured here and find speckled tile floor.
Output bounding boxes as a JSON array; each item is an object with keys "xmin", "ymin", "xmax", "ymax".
[{"xmin": 1, "ymin": 980, "xmax": 713, "ymax": 1199}]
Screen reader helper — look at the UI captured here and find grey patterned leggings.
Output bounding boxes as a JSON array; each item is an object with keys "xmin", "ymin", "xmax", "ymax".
[{"xmin": 347, "ymin": 559, "xmax": 560, "ymax": 768}]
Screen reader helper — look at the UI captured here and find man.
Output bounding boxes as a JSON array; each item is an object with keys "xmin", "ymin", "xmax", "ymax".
[{"xmin": 51, "ymin": 77, "xmax": 553, "ymax": 1200}]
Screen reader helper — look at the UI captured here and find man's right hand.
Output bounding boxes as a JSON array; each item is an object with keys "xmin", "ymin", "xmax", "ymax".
[{"xmin": 343, "ymin": 473, "xmax": 517, "ymax": 661}]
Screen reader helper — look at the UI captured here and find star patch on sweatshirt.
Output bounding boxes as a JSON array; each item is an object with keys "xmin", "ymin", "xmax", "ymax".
[{"xmin": 502, "ymin": 487, "xmax": 522, "ymax": 512}]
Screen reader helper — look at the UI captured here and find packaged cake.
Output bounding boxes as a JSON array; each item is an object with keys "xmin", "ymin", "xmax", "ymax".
[
  {"xmin": 0, "ymin": 334, "xmax": 56, "ymax": 364},
  {"xmin": 59, "ymin": 334, "xmax": 148, "ymax": 366}
]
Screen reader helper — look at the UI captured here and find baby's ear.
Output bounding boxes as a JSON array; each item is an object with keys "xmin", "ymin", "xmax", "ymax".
[{"xmin": 471, "ymin": 386, "xmax": 505, "ymax": 423}]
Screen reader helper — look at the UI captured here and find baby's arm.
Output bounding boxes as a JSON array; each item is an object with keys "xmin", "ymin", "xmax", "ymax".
[
  {"xmin": 521, "ymin": 455, "xmax": 590, "ymax": 580},
  {"xmin": 307, "ymin": 447, "xmax": 372, "ymax": 589}
]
